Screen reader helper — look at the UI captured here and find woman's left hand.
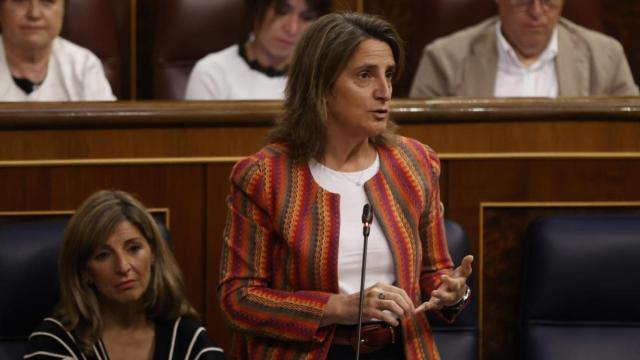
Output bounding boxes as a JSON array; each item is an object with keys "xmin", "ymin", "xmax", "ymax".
[{"xmin": 415, "ymin": 255, "xmax": 473, "ymax": 313}]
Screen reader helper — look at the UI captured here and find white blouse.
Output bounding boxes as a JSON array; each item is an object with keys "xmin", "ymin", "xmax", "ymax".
[{"xmin": 308, "ymin": 154, "xmax": 397, "ymax": 295}]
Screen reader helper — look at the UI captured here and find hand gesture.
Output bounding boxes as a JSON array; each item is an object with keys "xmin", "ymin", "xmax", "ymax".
[
  {"xmin": 416, "ymin": 255, "xmax": 473, "ymax": 313},
  {"xmin": 321, "ymin": 282, "xmax": 415, "ymax": 327}
]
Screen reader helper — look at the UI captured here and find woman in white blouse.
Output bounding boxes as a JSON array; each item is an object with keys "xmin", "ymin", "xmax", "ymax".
[
  {"xmin": 0, "ymin": 0, "xmax": 115, "ymax": 101},
  {"xmin": 185, "ymin": 0, "xmax": 330, "ymax": 100}
]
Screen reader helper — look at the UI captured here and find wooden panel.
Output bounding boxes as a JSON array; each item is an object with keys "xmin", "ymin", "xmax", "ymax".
[
  {"xmin": 403, "ymin": 120, "xmax": 640, "ymax": 154},
  {"xmin": 332, "ymin": 0, "xmax": 360, "ymax": 12},
  {"xmin": 480, "ymin": 204, "xmax": 640, "ymax": 360},
  {"xmin": 205, "ymin": 163, "xmax": 236, "ymax": 352},
  {"xmin": 445, "ymin": 158, "xmax": 640, "ymax": 257},
  {"xmin": 61, "ymin": 0, "xmax": 130, "ymax": 99},
  {"xmin": 442, "ymin": 158, "xmax": 640, "ymax": 359},
  {"xmin": 602, "ymin": 1, "xmax": 640, "ymax": 89},
  {"xmin": 1, "ymin": 98, "xmax": 640, "ymax": 161},
  {"xmin": 3, "ymin": 98, "xmax": 637, "ymax": 128},
  {"xmin": 0, "ymin": 127, "xmax": 269, "ymax": 161},
  {"xmin": 0, "ymin": 210, "xmax": 168, "ymax": 228},
  {"xmin": 0, "ymin": 100, "xmax": 280, "ymax": 127}
]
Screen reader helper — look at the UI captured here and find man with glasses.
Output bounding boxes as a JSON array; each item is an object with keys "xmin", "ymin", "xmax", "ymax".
[{"xmin": 410, "ymin": 0, "xmax": 638, "ymax": 97}]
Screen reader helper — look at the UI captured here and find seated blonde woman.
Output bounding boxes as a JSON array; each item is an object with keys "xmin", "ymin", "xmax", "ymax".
[
  {"xmin": 0, "ymin": 0, "xmax": 115, "ymax": 101},
  {"xmin": 25, "ymin": 190, "xmax": 224, "ymax": 359}
]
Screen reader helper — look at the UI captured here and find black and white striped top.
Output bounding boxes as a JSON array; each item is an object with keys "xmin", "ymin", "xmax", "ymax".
[{"xmin": 24, "ymin": 316, "xmax": 224, "ymax": 359}]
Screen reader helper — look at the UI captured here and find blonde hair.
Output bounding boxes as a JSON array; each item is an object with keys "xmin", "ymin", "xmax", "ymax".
[
  {"xmin": 269, "ymin": 12, "xmax": 405, "ymax": 161},
  {"xmin": 54, "ymin": 190, "xmax": 197, "ymax": 355}
]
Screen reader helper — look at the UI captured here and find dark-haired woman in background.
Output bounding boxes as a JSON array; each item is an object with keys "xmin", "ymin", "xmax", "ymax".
[
  {"xmin": 25, "ymin": 190, "xmax": 223, "ymax": 359},
  {"xmin": 219, "ymin": 12, "xmax": 473, "ymax": 359},
  {"xmin": 185, "ymin": 0, "xmax": 330, "ymax": 100}
]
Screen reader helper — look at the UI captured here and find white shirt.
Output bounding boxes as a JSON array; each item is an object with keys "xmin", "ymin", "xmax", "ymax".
[
  {"xmin": 0, "ymin": 36, "xmax": 116, "ymax": 101},
  {"xmin": 308, "ymin": 154, "xmax": 397, "ymax": 295},
  {"xmin": 184, "ymin": 44, "xmax": 287, "ymax": 100},
  {"xmin": 494, "ymin": 22, "xmax": 559, "ymax": 98}
]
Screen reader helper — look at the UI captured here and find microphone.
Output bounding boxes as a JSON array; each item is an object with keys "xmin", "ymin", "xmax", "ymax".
[
  {"xmin": 356, "ymin": 204, "xmax": 373, "ymax": 360},
  {"xmin": 362, "ymin": 203, "xmax": 373, "ymax": 236}
]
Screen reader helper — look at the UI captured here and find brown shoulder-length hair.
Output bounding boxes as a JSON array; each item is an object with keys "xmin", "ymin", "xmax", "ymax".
[
  {"xmin": 269, "ymin": 12, "xmax": 405, "ymax": 161},
  {"xmin": 54, "ymin": 190, "xmax": 197, "ymax": 355}
]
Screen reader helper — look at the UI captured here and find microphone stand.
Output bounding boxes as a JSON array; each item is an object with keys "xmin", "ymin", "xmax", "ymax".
[{"xmin": 356, "ymin": 204, "xmax": 373, "ymax": 360}]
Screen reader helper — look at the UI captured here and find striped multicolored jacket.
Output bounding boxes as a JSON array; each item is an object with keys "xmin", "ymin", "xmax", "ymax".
[{"xmin": 218, "ymin": 136, "xmax": 455, "ymax": 359}]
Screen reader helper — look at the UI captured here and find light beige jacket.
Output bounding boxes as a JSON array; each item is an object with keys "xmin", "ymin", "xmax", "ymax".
[{"xmin": 410, "ymin": 17, "xmax": 639, "ymax": 97}]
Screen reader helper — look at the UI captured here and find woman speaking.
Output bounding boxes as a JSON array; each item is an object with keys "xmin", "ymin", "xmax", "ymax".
[{"xmin": 219, "ymin": 12, "xmax": 473, "ymax": 360}]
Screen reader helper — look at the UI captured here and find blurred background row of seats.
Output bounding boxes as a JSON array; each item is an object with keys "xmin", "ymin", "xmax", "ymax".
[
  {"xmin": 26, "ymin": 0, "xmax": 640, "ymax": 100},
  {"xmin": 54, "ymin": 0, "xmax": 245, "ymax": 100}
]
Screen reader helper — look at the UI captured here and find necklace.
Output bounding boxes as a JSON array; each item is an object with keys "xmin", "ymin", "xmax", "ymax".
[{"xmin": 338, "ymin": 169, "xmax": 366, "ymax": 186}]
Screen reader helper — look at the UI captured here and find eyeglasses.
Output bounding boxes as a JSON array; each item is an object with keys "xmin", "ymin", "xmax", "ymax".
[{"xmin": 509, "ymin": 0, "xmax": 561, "ymax": 11}]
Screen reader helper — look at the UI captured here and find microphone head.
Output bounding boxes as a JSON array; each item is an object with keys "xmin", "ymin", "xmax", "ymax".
[{"xmin": 362, "ymin": 204, "xmax": 373, "ymax": 224}]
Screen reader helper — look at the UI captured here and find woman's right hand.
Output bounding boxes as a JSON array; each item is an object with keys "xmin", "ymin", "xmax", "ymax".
[{"xmin": 320, "ymin": 282, "xmax": 415, "ymax": 327}]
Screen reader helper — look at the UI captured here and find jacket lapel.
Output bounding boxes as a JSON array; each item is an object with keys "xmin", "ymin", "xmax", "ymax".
[
  {"xmin": 364, "ymin": 145, "xmax": 420, "ymax": 301},
  {"xmin": 462, "ymin": 21, "xmax": 498, "ymax": 97},
  {"xmin": 556, "ymin": 20, "xmax": 588, "ymax": 96},
  {"xmin": 282, "ymin": 155, "xmax": 341, "ymax": 293}
]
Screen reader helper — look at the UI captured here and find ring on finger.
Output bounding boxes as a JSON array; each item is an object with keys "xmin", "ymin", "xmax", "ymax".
[{"xmin": 378, "ymin": 292, "xmax": 385, "ymax": 300}]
